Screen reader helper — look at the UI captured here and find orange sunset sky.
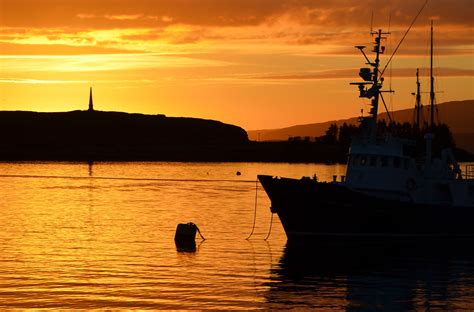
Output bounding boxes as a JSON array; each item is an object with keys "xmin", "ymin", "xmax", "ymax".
[{"xmin": 0, "ymin": 0, "xmax": 473, "ymax": 130}]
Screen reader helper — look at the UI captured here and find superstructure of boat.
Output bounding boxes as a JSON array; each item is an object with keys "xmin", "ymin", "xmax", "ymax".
[{"xmin": 258, "ymin": 25, "xmax": 474, "ymax": 241}]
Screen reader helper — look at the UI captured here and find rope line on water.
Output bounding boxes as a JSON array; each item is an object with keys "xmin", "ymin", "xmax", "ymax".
[
  {"xmin": 4, "ymin": 173, "xmax": 267, "ymax": 240},
  {"xmin": 264, "ymin": 212, "xmax": 273, "ymax": 241},
  {"xmin": 195, "ymin": 224, "xmax": 206, "ymax": 240},
  {"xmin": 245, "ymin": 178, "xmax": 259, "ymax": 240},
  {"xmin": 0, "ymin": 174, "xmax": 256, "ymax": 184}
]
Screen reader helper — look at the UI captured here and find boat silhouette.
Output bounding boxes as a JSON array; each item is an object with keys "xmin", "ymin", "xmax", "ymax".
[{"xmin": 258, "ymin": 24, "xmax": 474, "ymax": 241}]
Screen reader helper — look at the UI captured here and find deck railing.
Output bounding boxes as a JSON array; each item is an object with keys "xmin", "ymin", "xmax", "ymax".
[{"xmin": 463, "ymin": 164, "xmax": 474, "ymax": 180}]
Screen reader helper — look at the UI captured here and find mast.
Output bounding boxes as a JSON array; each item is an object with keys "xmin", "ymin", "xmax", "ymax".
[
  {"xmin": 415, "ymin": 68, "xmax": 422, "ymax": 130},
  {"xmin": 429, "ymin": 20, "xmax": 435, "ymax": 127},
  {"xmin": 350, "ymin": 29, "xmax": 389, "ymax": 141},
  {"xmin": 371, "ymin": 29, "xmax": 383, "ymax": 137}
]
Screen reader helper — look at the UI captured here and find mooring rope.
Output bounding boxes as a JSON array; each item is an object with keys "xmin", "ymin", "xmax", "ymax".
[
  {"xmin": 264, "ymin": 212, "xmax": 274, "ymax": 241},
  {"xmin": 245, "ymin": 178, "xmax": 259, "ymax": 240},
  {"xmin": 195, "ymin": 224, "xmax": 206, "ymax": 240}
]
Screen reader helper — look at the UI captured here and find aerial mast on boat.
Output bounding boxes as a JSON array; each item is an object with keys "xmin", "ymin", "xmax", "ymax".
[
  {"xmin": 412, "ymin": 68, "xmax": 423, "ymax": 130},
  {"xmin": 429, "ymin": 20, "xmax": 436, "ymax": 128},
  {"xmin": 351, "ymin": 29, "xmax": 390, "ymax": 141}
]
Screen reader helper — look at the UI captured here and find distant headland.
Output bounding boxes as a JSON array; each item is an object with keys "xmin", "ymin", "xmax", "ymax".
[
  {"xmin": 0, "ymin": 90, "xmax": 472, "ymax": 163},
  {"xmin": 0, "ymin": 107, "xmax": 255, "ymax": 161},
  {"xmin": 248, "ymin": 100, "xmax": 474, "ymax": 154},
  {"xmin": 0, "ymin": 88, "xmax": 248, "ymax": 161}
]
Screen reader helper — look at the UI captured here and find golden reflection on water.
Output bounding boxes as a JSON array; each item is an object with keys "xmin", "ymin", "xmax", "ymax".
[
  {"xmin": 0, "ymin": 162, "xmax": 289, "ymax": 309},
  {"xmin": 1, "ymin": 162, "xmax": 474, "ymax": 309}
]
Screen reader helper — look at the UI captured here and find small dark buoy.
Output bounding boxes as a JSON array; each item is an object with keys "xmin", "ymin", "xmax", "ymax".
[
  {"xmin": 174, "ymin": 222, "xmax": 205, "ymax": 252},
  {"xmin": 175, "ymin": 222, "xmax": 198, "ymax": 243},
  {"xmin": 236, "ymin": 171, "xmax": 241, "ymax": 176}
]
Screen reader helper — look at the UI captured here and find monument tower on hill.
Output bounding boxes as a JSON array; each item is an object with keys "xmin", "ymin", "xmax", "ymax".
[{"xmin": 88, "ymin": 87, "xmax": 94, "ymax": 112}]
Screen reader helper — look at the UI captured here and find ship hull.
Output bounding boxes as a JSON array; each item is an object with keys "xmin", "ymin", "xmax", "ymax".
[{"xmin": 258, "ymin": 175, "xmax": 474, "ymax": 242}]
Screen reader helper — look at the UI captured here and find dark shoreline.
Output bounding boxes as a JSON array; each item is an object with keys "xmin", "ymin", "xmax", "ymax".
[
  {"xmin": 1, "ymin": 142, "xmax": 472, "ymax": 163},
  {"xmin": 0, "ymin": 110, "xmax": 351, "ymax": 163},
  {"xmin": 0, "ymin": 141, "xmax": 348, "ymax": 163},
  {"xmin": 1, "ymin": 110, "xmax": 472, "ymax": 163}
]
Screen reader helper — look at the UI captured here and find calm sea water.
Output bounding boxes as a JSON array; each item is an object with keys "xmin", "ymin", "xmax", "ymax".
[{"xmin": 1, "ymin": 162, "xmax": 474, "ymax": 310}]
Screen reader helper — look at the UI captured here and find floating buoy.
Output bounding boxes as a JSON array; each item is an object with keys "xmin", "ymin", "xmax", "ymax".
[
  {"xmin": 174, "ymin": 222, "xmax": 205, "ymax": 252},
  {"xmin": 175, "ymin": 223, "xmax": 198, "ymax": 243}
]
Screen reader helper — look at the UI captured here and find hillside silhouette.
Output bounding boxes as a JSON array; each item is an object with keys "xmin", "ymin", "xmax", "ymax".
[
  {"xmin": 1, "ymin": 105, "xmax": 472, "ymax": 163},
  {"xmin": 0, "ymin": 110, "xmax": 248, "ymax": 161},
  {"xmin": 248, "ymin": 100, "xmax": 474, "ymax": 153}
]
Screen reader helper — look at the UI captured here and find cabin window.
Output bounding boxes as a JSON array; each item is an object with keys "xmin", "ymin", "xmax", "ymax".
[
  {"xmin": 393, "ymin": 157, "xmax": 401, "ymax": 168},
  {"xmin": 360, "ymin": 155, "xmax": 367, "ymax": 166},
  {"xmin": 381, "ymin": 156, "xmax": 388, "ymax": 167}
]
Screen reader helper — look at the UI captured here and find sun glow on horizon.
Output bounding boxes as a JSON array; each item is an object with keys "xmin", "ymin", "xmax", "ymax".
[{"xmin": 1, "ymin": 0, "xmax": 473, "ymax": 129}]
